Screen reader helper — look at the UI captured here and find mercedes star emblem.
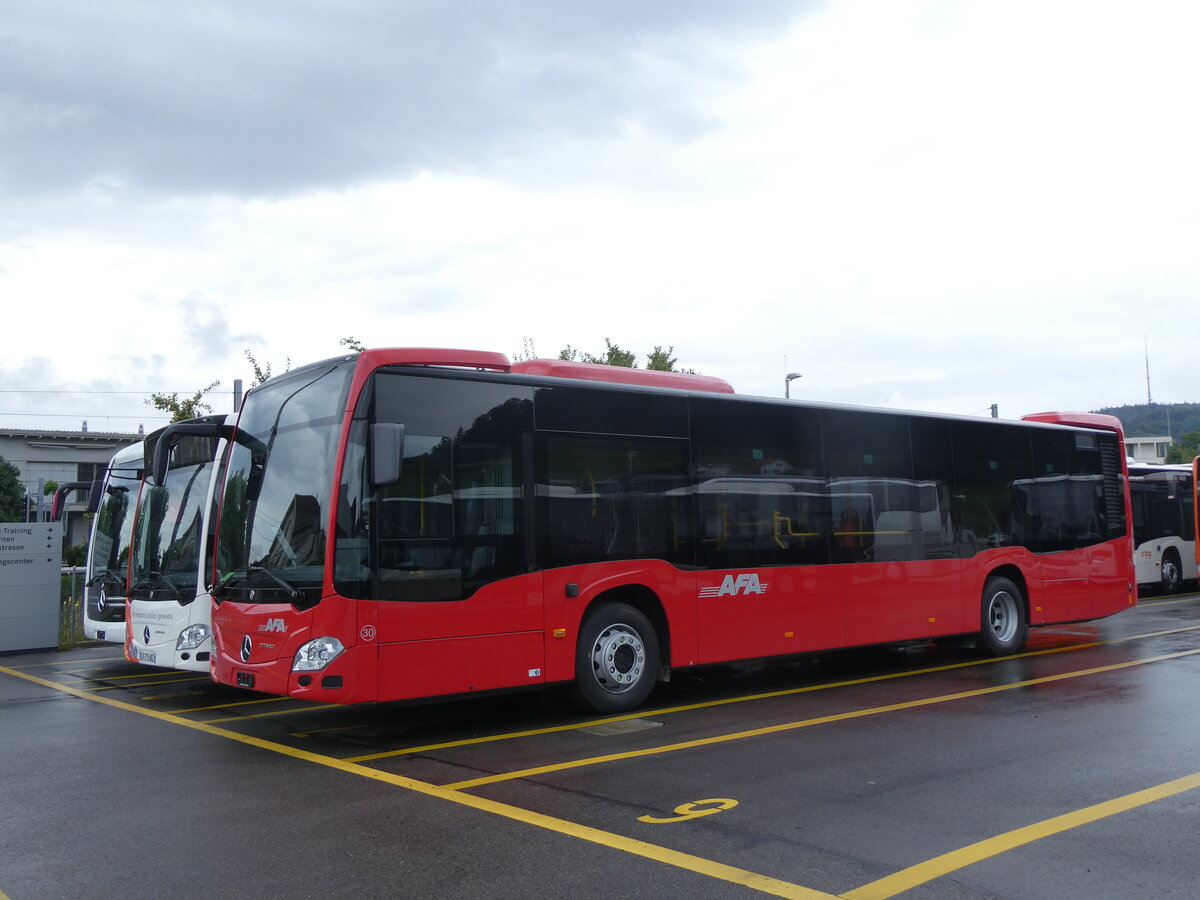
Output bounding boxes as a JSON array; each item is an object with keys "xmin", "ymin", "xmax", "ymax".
[{"xmin": 240, "ymin": 635, "xmax": 253, "ymax": 663}]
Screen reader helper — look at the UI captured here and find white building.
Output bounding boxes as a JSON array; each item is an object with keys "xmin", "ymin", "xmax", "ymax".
[
  {"xmin": 0, "ymin": 427, "xmax": 143, "ymax": 548},
  {"xmin": 1125, "ymin": 435, "xmax": 1173, "ymax": 465}
]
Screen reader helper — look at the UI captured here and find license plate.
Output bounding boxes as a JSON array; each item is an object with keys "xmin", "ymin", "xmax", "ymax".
[
  {"xmin": 137, "ymin": 648, "xmax": 157, "ymax": 665},
  {"xmin": 236, "ymin": 672, "xmax": 255, "ymax": 689}
]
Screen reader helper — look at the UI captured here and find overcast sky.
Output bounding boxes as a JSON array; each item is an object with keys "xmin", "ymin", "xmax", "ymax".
[{"xmin": 3, "ymin": 0, "xmax": 1198, "ymax": 436}]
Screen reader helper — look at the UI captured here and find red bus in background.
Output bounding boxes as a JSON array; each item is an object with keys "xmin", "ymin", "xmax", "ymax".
[
  {"xmin": 202, "ymin": 348, "xmax": 1135, "ymax": 713},
  {"xmin": 1194, "ymin": 457, "xmax": 1200, "ymax": 574}
]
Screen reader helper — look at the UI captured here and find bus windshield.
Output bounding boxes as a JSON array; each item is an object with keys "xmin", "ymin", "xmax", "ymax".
[
  {"xmin": 89, "ymin": 463, "xmax": 143, "ymax": 594},
  {"xmin": 215, "ymin": 360, "xmax": 353, "ymax": 604},
  {"xmin": 129, "ymin": 436, "xmax": 220, "ymax": 604}
]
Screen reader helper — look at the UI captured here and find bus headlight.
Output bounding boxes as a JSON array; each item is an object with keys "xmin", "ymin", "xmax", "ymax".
[
  {"xmin": 293, "ymin": 637, "xmax": 345, "ymax": 672},
  {"xmin": 176, "ymin": 624, "xmax": 212, "ymax": 650}
]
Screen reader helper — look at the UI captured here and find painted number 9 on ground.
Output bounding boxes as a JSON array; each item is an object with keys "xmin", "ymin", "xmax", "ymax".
[{"xmin": 638, "ymin": 798, "xmax": 739, "ymax": 824}]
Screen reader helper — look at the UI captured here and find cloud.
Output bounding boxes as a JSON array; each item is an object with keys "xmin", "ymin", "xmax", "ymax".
[
  {"xmin": 2, "ymin": 1, "xmax": 1198, "ymax": 436},
  {"xmin": 2, "ymin": 0, "xmax": 810, "ymax": 200},
  {"xmin": 178, "ymin": 296, "xmax": 263, "ymax": 363}
]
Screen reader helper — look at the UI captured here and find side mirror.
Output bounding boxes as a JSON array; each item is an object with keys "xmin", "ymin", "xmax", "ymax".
[
  {"xmin": 51, "ymin": 482, "xmax": 91, "ymax": 521},
  {"xmin": 370, "ymin": 423, "xmax": 405, "ymax": 487},
  {"xmin": 85, "ymin": 471, "xmax": 106, "ymax": 514},
  {"xmin": 149, "ymin": 421, "xmax": 230, "ymax": 485}
]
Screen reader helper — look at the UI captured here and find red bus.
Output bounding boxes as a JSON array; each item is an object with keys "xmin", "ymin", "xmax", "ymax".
[
  {"xmin": 204, "ymin": 348, "xmax": 1135, "ymax": 712},
  {"xmin": 1194, "ymin": 457, "xmax": 1200, "ymax": 573}
]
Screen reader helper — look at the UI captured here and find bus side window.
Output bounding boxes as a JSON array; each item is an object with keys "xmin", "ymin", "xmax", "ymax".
[
  {"xmin": 952, "ymin": 420, "xmax": 1034, "ymax": 555},
  {"xmin": 536, "ymin": 434, "xmax": 690, "ymax": 569},
  {"xmin": 690, "ymin": 401, "xmax": 828, "ymax": 568},
  {"xmin": 337, "ymin": 373, "xmax": 533, "ymax": 602}
]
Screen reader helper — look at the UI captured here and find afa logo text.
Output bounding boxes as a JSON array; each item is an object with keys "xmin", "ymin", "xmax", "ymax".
[{"xmin": 699, "ymin": 573, "xmax": 769, "ymax": 598}]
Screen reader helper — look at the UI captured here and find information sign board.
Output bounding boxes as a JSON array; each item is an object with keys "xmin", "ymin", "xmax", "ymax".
[{"xmin": 0, "ymin": 522, "xmax": 63, "ymax": 652}]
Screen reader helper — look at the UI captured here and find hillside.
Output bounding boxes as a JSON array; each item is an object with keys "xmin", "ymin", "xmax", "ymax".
[{"xmin": 1092, "ymin": 402, "xmax": 1200, "ymax": 439}]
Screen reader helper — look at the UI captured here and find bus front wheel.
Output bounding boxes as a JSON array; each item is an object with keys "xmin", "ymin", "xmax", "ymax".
[
  {"xmin": 979, "ymin": 576, "xmax": 1027, "ymax": 656},
  {"xmin": 570, "ymin": 602, "xmax": 659, "ymax": 713},
  {"xmin": 1160, "ymin": 551, "xmax": 1183, "ymax": 594}
]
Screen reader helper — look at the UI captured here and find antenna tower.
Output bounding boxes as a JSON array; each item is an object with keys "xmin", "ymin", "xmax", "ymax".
[{"xmin": 1144, "ymin": 337, "xmax": 1153, "ymax": 404}]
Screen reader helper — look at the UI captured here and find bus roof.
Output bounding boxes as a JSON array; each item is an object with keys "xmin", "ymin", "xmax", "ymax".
[
  {"xmin": 1021, "ymin": 411, "xmax": 1125, "ymax": 436},
  {"xmin": 354, "ymin": 348, "xmax": 736, "ymax": 394},
  {"xmin": 258, "ymin": 349, "xmax": 1123, "ymax": 434},
  {"xmin": 510, "ymin": 358, "xmax": 734, "ymax": 394}
]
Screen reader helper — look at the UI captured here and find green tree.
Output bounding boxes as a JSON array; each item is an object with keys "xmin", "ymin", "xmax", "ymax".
[
  {"xmin": 514, "ymin": 337, "xmax": 537, "ymax": 361},
  {"xmin": 340, "ymin": 336, "xmax": 366, "ymax": 352},
  {"xmin": 1093, "ymin": 403, "xmax": 1200, "ymax": 439},
  {"xmin": 245, "ymin": 348, "xmax": 292, "ymax": 387},
  {"xmin": 0, "ymin": 456, "xmax": 26, "ymax": 521},
  {"xmin": 146, "ymin": 379, "xmax": 221, "ymax": 423},
  {"xmin": 645, "ymin": 345, "xmax": 677, "ymax": 371},
  {"xmin": 559, "ymin": 338, "xmax": 638, "ymax": 368},
  {"xmin": 1165, "ymin": 429, "xmax": 1200, "ymax": 464},
  {"xmin": 558, "ymin": 339, "xmax": 696, "ymax": 372}
]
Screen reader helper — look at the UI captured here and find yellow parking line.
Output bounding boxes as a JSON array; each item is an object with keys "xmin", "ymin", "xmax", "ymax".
[
  {"xmin": 81, "ymin": 681, "xmax": 202, "ymax": 694},
  {"xmin": 3, "ymin": 655, "xmax": 128, "ymax": 669},
  {"xmin": 172, "ymin": 696, "xmax": 291, "ymax": 713},
  {"xmin": 61, "ymin": 670, "xmax": 208, "ymax": 683},
  {"xmin": 347, "ymin": 623, "xmax": 1200, "ymax": 763},
  {"xmin": 199, "ymin": 704, "xmax": 340, "ymax": 722},
  {"xmin": 1137, "ymin": 594, "xmax": 1200, "ymax": 608},
  {"xmin": 0, "ymin": 663, "xmax": 837, "ymax": 900},
  {"xmin": 442, "ymin": 649, "xmax": 1200, "ymax": 790},
  {"xmin": 843, "ymin": 771, "xmax": 1200, "ymax": 899},
  {"xmin": 74, "ymin": 676, "xmax": 210, "ymax": 692}
]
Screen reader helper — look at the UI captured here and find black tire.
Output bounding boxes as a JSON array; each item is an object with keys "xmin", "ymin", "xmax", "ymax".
[
  {"xmin": 570, "ymin": 602, "xmax": 660, "ymax": 713},
  {"xmin": 1160, "ymin": 551, "xmax": 1183, "ymax": 594},
  {"xmin": 979, "ymin": 576, "xmax": 1027, "ymax": 656}
]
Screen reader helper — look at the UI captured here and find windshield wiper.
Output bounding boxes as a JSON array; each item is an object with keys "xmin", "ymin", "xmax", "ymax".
[
  {"xmin": 130, "ymin": 572, "xmax": 184, "ymax": 600},
  {"xmin": 153, "ymin": 571, "xmax": 183, "ymax": 596},
  {"xmin": 87, "ymin": 568, "xmax": 126, "ymax": 590},
  {"xmin": 215, "ymin": 566, "xmax": 301, "ymax": 602},
  {"xmin": 248, "ymin": 566, "xmax": 301, "ymax": 601}
]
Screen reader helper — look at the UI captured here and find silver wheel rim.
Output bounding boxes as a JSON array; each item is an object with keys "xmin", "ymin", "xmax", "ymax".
[
  {"xmin": 589, "ymin": 623, "xmax": 646, "ymax": 695},
  {"xmin": 1163, "ymin": 559, "xmax": 1180, "ymax": 588},
  {"xmin": 987, "ymin": 589, "xmax": 1019, "ymax": 644}
]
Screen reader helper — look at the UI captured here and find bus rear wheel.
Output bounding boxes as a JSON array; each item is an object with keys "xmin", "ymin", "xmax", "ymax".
[
  {"xmin": 570, "ymin": 602, "xmax": 659, "ymax": 713},
  {"xmin": 1160, "ymin": 551, "xmax": 1183, "ymax": 594},
  {"xmin": 979, "ymin": 576, "xmax": 1027, "ymax": 656}
]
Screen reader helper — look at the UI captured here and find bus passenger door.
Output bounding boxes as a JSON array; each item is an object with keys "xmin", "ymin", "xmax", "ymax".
[
  {"xmin": 1039, "ymin": 551, "xmax": 1092, "ymax": 622},
  {"xmin": 693, "ymin": 479, "xmax": 845, "ymax": 660},
  {"xmin": 1087, "ymin": 540, "xmax": 1130, "ymax": 615}
]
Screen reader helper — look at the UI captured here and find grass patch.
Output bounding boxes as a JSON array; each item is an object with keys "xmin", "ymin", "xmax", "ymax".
[{"xmin": 58, "ymin": 570, "xmax": 88, "ymax": 650}]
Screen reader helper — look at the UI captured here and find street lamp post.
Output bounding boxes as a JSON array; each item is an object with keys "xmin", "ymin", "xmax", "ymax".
[{"xmin": 785, "ymin": 372, "xmax": 802, "ymax": 399}]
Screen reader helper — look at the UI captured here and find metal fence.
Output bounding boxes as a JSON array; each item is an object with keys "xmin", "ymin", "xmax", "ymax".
[{"xmin": 59, "ymin": 566, "xmax": 88, "ymax": 650}]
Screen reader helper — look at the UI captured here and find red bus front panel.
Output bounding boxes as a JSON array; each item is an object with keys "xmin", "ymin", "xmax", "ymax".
[{"xmin": 377, "ymin": 631, "xmax": 545, "ymax": 701}]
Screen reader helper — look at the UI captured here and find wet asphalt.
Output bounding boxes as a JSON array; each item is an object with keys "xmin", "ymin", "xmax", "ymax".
[{"xmin": 2, "ymin": 591, "xmax": 1199, "ymax": 900}]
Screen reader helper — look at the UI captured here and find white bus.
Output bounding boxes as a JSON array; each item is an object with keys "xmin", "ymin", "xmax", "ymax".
[
  {"xmin": 1128, "ymin": 462, "xmax": 1196, "ymax": 594},
  {"xmin": 125, "ymin": 416, "xmax": 227, "ymax": 671},
  {"xmin": 82, "ymin": 442, "xmax": 145, "ymax": 643}
]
